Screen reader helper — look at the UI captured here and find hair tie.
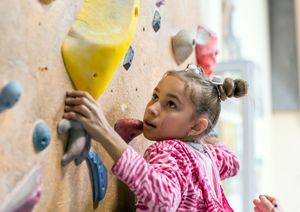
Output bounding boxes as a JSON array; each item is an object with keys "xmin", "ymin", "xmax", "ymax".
[{"xmin": 210, "ymin": 75, "xmax": 223, "ymax": 100}]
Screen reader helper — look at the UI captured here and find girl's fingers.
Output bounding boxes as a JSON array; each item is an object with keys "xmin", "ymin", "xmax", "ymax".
[
  {"xmin": 253, "ymin": 199, "xmax": 260, "ymax": 206},
  {"xmin": 64, "ymin": 104, "xmax": 91, "ymax": 118},
  {"xmin": 63, "ymin": 111, "xmax": 88, "ymax": 124},
  {"xmin": 264, "ymin": 195, "xmax": 277, "ymax": 205},
  {"xmin": 65, "ymin": 96, "xmax": 95, "ymax": 112},
  {"xmin": 254, "ymin": 206, "xmax": 263, "ymax": 212},
  {"xmin": 66, "ymin": 91, "xmax": 94, "ymax": 101},
  {"xmin": 65, "ymin": 91, "xmax": 99, "ymax": 116},
  {"xmin": 258, "ymin": 195, "xmax": 274, "ymax": 211}
]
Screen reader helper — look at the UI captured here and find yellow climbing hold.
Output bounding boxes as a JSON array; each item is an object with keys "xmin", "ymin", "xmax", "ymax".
[{"xmin": 62, "ymin": 0, "xmax": 140, "ymax": 99}]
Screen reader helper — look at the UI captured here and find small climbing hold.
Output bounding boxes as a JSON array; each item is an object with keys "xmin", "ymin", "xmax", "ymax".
[
  {"xmin": 123, "ymin": 46, "xmax": 134, "ymax": 70},
  {"xmin": 171, "ymin": 30, "xmax": 195, "ymax": 65},
  {"xmin": 57, "ymin": 118, "xmax": 73, "ymax": 134},
  {"xmin": 86, "ymin": 150, "xmax": 108, "ymax": 204},
  {"xmin": 195, "ymin": 25, "xmax": 217, "ymax": 45},
  {"xmin": 152, "ymin": 10, "xmax": 161, "ymax": 32},
  {"xmin": 33, "ymin": 121, "xmax": 51, "ymax": 152},
  {"xmin": 114, "ymin": 118, "xmax": 143, "ymax": 143},
  {"xmin": 38, "ymin": 0, "xmax": 55, "ymax": 5},
  {"xmin": 58, "ymin": 119, "xmax": 91, "ymax": 166},
  {"xmin": 0, "ymin": 80, "xmax": 22, "ymax": 113},
  {"xmin": 195, "ymin": 25, "xmax": 218, "ymax": 78},
  {"xmin": 38, "ymin": 66, "xmax": 48, "ymax": 72},
  {"xmin": 155, "ymin": 0, "xmax": 165, "ymax": 7}
]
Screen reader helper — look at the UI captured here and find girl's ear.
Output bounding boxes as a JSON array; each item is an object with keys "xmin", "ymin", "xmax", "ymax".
[{"xmin": 188, "ymin": 118, "xmax": 208, "ymax": 137}]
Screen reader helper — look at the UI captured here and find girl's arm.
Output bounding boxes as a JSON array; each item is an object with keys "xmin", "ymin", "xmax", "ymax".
[
  {"xmin": 63, "ymin": 91, "xmax": 182, "ymax": 210},
  {"xmin": 63, "ymin": 91, "xmax": 128, "ymax": 161},
  {"xmin": 205, "ymin": 137, "xmax": 240, "ymax": 180},
  {"xmin": 112, "ymin": 145, "xmax": 182, "ymax": 211}
]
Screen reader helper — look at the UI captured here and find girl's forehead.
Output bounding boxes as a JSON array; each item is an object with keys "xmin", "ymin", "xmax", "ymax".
[
  {"xmin": 156, "ymin": 75, "xmax": 193, "ymax": 100},
  {"xmin": 157, "ymin": 75, "xmax": 185, "ymax": 90}
]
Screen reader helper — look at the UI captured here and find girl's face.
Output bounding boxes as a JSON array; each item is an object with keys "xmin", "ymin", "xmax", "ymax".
[{"xmin": 143, "ymin": 75, "xmax": 197, "ymax": 141}]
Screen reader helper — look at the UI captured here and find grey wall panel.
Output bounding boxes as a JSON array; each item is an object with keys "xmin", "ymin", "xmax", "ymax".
[{"xmin": 269, "ymin": 0, "xmax": 300, "ymax": 110}]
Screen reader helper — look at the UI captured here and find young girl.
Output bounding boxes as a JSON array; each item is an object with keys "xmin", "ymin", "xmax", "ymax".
[{"xmin": 63, "ymin": 64, "xmax": 248, "ymax": 211}]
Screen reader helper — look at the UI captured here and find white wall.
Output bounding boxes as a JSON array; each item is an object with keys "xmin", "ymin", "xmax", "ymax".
[{"xmin": 272, "ymin": 112, "xmax": 300, "ymax": 212}]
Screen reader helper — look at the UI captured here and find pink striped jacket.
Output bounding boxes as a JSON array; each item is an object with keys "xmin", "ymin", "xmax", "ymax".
[{"xmin": 112, "ymin": 139, "xmax": 239, "ymax": 212}]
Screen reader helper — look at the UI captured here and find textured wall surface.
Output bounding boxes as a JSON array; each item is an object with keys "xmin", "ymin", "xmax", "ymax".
[{"xmin": 0, "ymin": 0, "xmax": 203, "ymax": 211}]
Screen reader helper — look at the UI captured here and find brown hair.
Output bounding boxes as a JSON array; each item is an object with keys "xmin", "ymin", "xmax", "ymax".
[{"xmin": 164, "ymin": 68, "xmax": 248, "ymax": 137}]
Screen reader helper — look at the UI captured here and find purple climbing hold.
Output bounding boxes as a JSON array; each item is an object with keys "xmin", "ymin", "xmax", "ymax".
[
  {"xmin": 152, "ymin": 10, "xmax": 161, "ymax": 32},
  {"xmin": 123, "ymin": 46, "xmax": 134, "ymax": 70},
  {"xmin": 58, "ymin": 119, "xmax": 91, "ymax": 166}
]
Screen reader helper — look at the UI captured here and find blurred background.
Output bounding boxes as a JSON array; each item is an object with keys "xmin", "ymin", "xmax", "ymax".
[{"xmin": 202, "ymin": 0, "xmax": 300, "ymax": 211}]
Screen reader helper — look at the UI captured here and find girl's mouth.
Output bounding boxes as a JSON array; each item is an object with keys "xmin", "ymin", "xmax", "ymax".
[{"xmin": 144, "ymin": 120, "xmax": 156, "ymax": 128}]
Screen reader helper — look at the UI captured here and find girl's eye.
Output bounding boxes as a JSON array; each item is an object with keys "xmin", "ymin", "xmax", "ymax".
[
  {"xmin": 152, "ymin": 93, "xmax": 158, "ymax": 101},
  {"xmin": 167, "ymin": 101, "xmax": 176, "ymax": 109}
]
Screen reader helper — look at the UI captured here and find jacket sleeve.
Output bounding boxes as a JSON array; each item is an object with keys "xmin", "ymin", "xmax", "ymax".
[
  {"xmin": 111, "ymin": 145, "xmax": 184, "ymax": 212},
  {"xmin": 206, "ymin": 142, "xmax": 240, "ymax": 180}
]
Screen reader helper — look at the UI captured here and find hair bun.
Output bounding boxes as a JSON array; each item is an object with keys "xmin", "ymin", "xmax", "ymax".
[{"xmin": 219, "ymin": 78, "xmax": 248, "ymax": 101}]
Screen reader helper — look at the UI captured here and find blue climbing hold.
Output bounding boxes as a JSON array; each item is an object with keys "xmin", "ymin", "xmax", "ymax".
[
  {"xmin": 123, "ymin": 46, "xmax": 134, "ymax": 70},
  {"xmin": 0, "ymin": 80, "xmax": 22, "ymax": 112},
  {"xmin": 86, "ymin": 150, "xmax": 108, "ymax": 204},
  {"xmin": 152, "ymin": 10, "xmax": 161, "ymax": 32},
  {"xmin": 33, "ymin": 121, "xmax": 52, "ymax": 152}
]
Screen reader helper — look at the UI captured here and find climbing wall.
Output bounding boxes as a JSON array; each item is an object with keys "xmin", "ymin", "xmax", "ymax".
[{"xmin": 0, "ymin": 0, "xmax": 203, "ymax": 211}]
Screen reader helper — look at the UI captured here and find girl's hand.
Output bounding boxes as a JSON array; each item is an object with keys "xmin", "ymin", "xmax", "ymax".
[
  {"xmin": 63, "ymin": 91, "xmax": 128, "ymax": 161},
  {"xmin": 63, "ymin": 91, "xmax": 111, "ymax": 142},
  {"xmin": 253, "ymin": 195, "xmax": 283, "ymax": 212}
]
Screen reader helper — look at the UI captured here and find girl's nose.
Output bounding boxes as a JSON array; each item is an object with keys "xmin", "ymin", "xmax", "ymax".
[{"xmin": 148, "ymin": 102, "xmax": 160, "ymax": 116}]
